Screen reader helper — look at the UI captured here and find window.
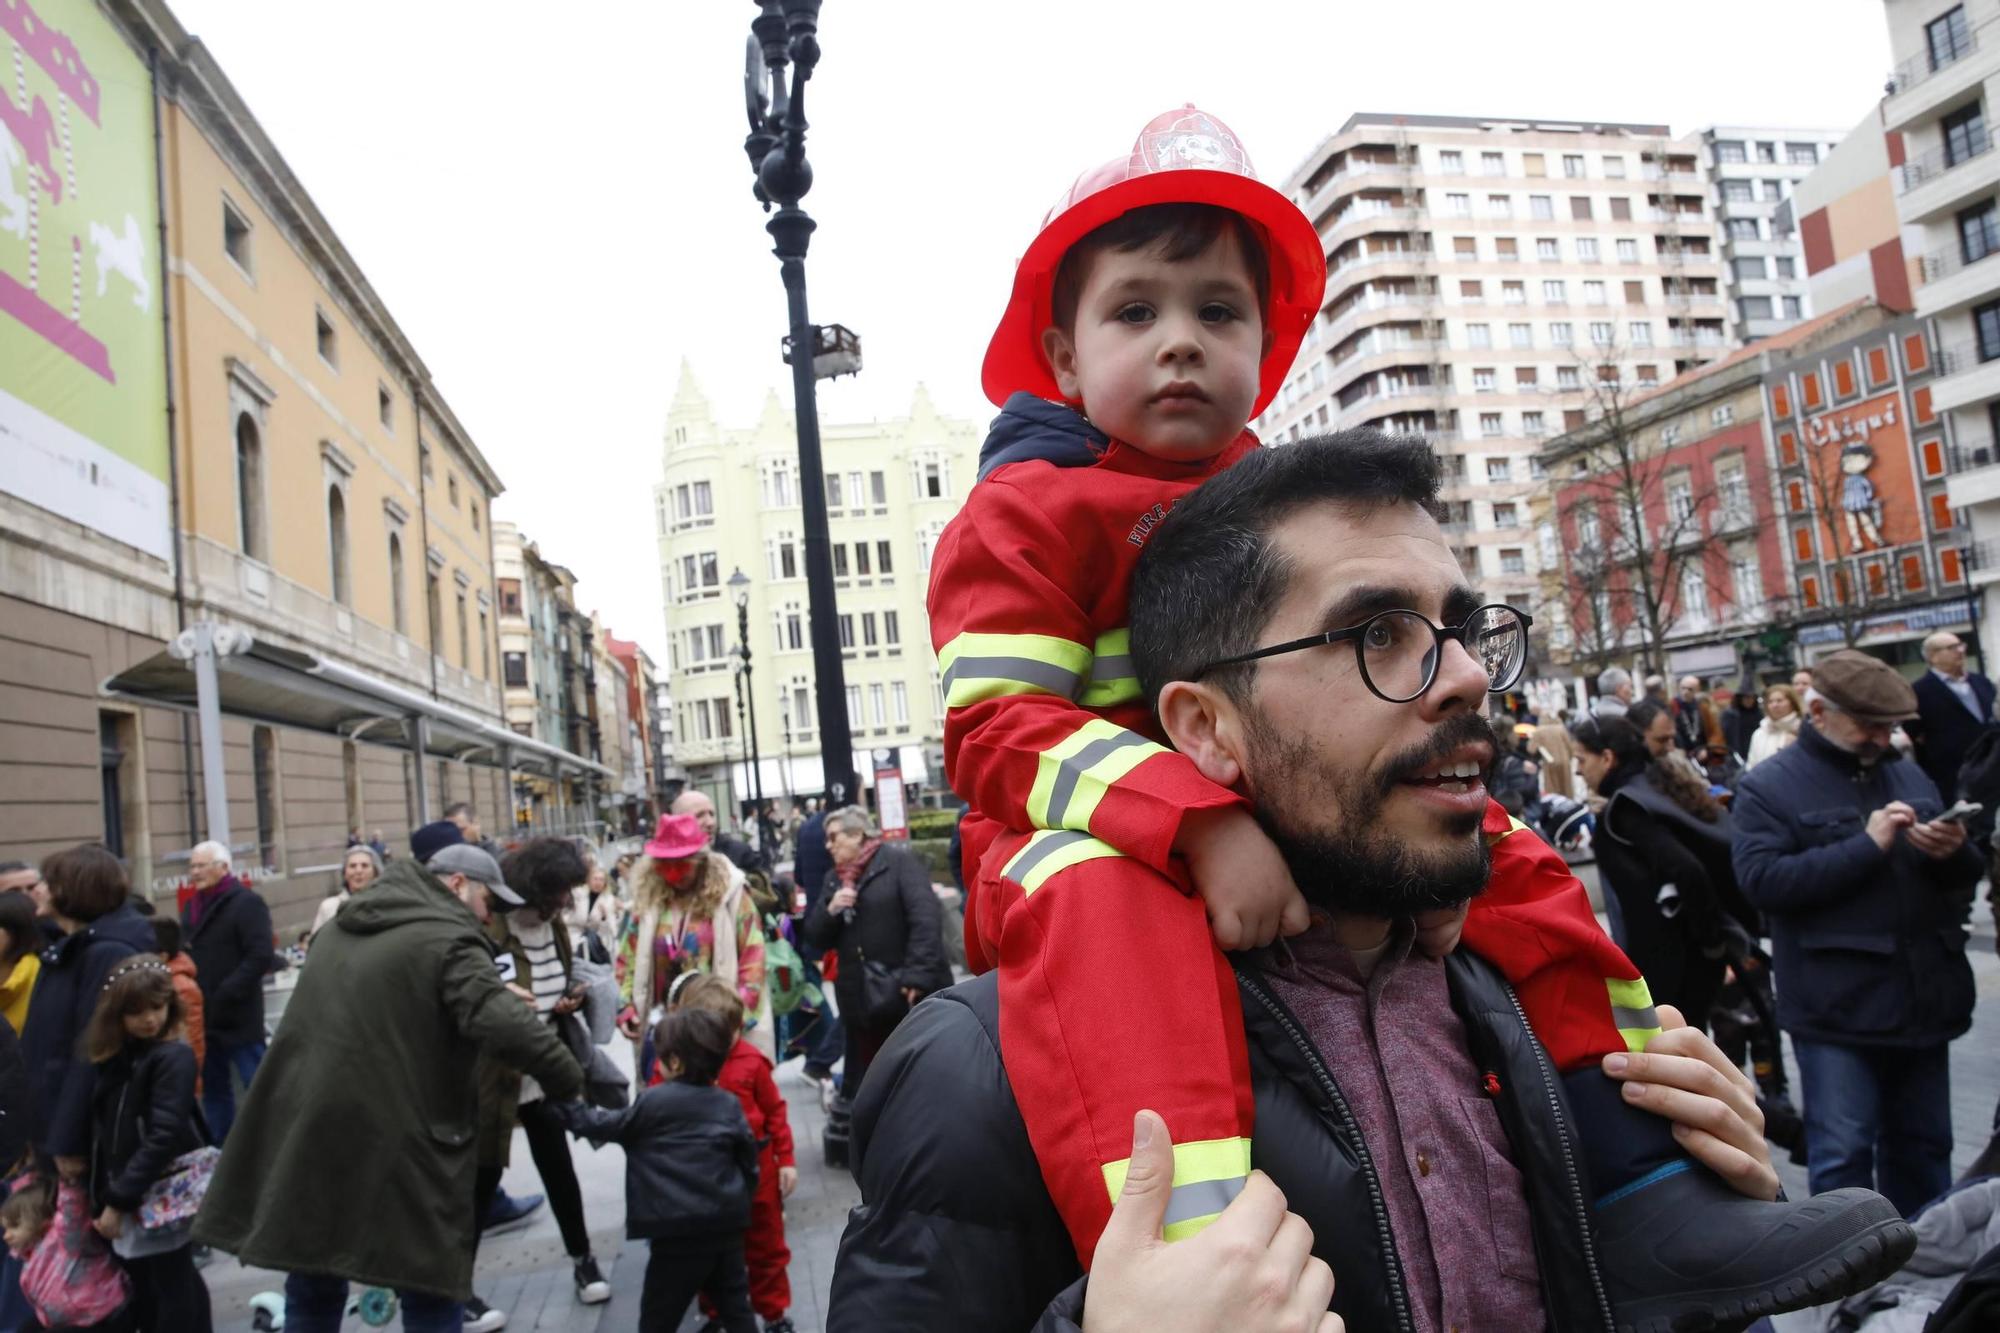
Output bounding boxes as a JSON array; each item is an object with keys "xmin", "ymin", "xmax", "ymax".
[
  {"xmin": 1432, "ymin": 148, "xmax": 1465, "ymax": 174},
  {"xmin": 1681, "ymin": 563, "xmax": 1710, "ymax": 629},
  {"xmin": 855, "ymin": 542, "xmax": 872, "ymax": 576},
  {"xmin": 1782, "ymin": 296, "xmax": 1803, "ymax": 319},
  {"xmin": 884, "ymin": 609, "xmax": 900, "ymax": 646},
  {"xmin": 870, "ymin": 470, "xmax": 888, "ymax": 505},
  {"xmin": 1762, "ymin": 179, "xmax": 1785, "ymax": 201},
  {"xmin": 470, "ymin": 502, "xmax": 480, "ymax": 534},
  {"xmin": 1944, "ymin": 103, "xmax": 1989, "ymax": 168},
  {"xmin": 1473, "ymin": 367, "xmax": 1497, "ymax": 392},
  {"xmin": 1609, "ymin": 196, "xmax": 1632, "ymax": 221},
  {"xmin": 1523, "ymin": 410, "xmax": 1546, "ymax": 435},
  {"xmin": 1530, "ymin": 194, "xmax": 1553, "ymax": 220},
  {"xmin": 1570, "ymin": 196, "xmax": 1593, "ymax": 221},
  {"xmin": 1929, "ymin": 5, "xmax": 1972, "ymax": 72},
  {"xmin": 1975, "ymin": 299, "xmax": 2000, "ymax": 361},
  {"xmin": 692, "ymin": 480, "xmax": 712, "ymax": 515},
  {"xmin": 877, "ymin": 540, "xmax": 894, "ymax": 574},
  {"xmin": 922, "ymin": 459, "xmax": 948, "ymax": 498},
  {"xmin": 1623, "ymin": 280, "xmax": 1645, "ymax": 303},
  {"xmin": 1576, "ymin": 508, "xmax": 1601, "ymax": 548},
  {"xmin": 1740, "ymin": 295, "xmax": 1774, "ymax": 320},
  {"xmin": 1492, "ymin": 502, "xmax": 1519, "ymax": 526},
  {"xmin": 1577, "ymin": 237, "xmax": 1599, "ymax": 262},
  {"xmin": 706, "ymin": 625, "xmax": 727, "ymax": 659},
  {"xmin": 1496, "ymin": 237, "xmax": 1518, "ymax": 259},
  {"xmin": 1731, "ymin": 544, "xmax": 1764, "ymax": 615},
  {"xmin": 326, "ymin": 486, "xmax": 349, "ymax": 606},
  {"xmin": 388, "ymin": 533, "xmax": 407, "ymax": 633},
  {"xmin": 714, "ymin": 697, "xmax": 733, "ymax": 740},
  {"xmin": 1715, "ymin": 140, "xmax": 1747, "ymax": 164},
  {"xmin": 1616, "ymin": 238, "xmax": 1639, "ymax": 262},
  {"xmin": 234, "ymin": 414, "xmax": 267, "ymax": 562},
  {"xmin": 1960, "ymin": 200, "xmax": 2000, "ymax": 264},
  {"xmin": 1487, "ymin": 194, "xmax": 1511, "ymax": 217},
  {"xmin": 1727, "ymin": 217, "xmax": 1760, "ymax": 241},
  {"xmin": 1446, "ymin": 192, "xmax": 1471, "ymax": 216},
  {"xmin": 1604, "ymin": 156, "xmax": 1626, "ymax": 179},
  {"xmin": 497, "ymin": 578, "xmax": 522, "ymax": 616},
  {"xmin": 447, "ymin": 473, "xmax": 459, "ymax": 508},
  {"xmin": 1454, "ymin": 235, "xmax": 1479, "ymax": 258},
  {"xmin": 1584, "ymin": 280, "xmax": 1607, "ymax": 305},
  {"xmin": 1543, "ymin": 279, "xmax": 1567, "ymax": 302},
  {"xmin": 315, "ymin": 310, "xmax": 337, "ymax": 367},
  {"xmin": 1515, "ymin": 366, "xmax": 1539, "ymax": 386},
  {"xmin": 1466, "ymin": 322, "xmax": 1492, "ymax": 348},
  {"xmin": 832, "ymin": 544, "xmax": 849, "ymax": 578},
  {"xmin": 1722, "ymin": 179, "xmax": 1754, "ymax": 203},
  {"xmin": 503, "ymin": 652, "xmax": 527, "ymax": 687},
  {"xmin": 1775, "ymin": 256, "xmax": 1796, "ymax": 278},
  {"xmin": 1550, "ymin": 321, "xmax": 1574, "ymax": 346},
  {"xmin": 784, "ymin": 606, "xmax": 804, "ymax": 651},
  {"xmin": 891, "ymin": 681, "xmax": 909, "ymax": 725},
  {"xmin": 1732, "ymin": 255, "xmax": 1767, "ymax": 280},
  {"xmin": 1509, "ymin": 322, "xmax": 1532, "ymax": 348},
  {"xmin": 1536, "ymin": 238, "xmax": 1560, "ymax": 260},
  {"xmin": 1717, "ymin": 459, "xmax": 1750, "ymax": 513},
  {"xmin": 846, "ymin": 685, "xmax": 862, "ymax": 731},
  {"xmin": 1503, "ymin": 280, "xmax": 1525, "ymax": 304},
  {"xmin": 222, "ymin": 197, "xmax": 253, "ymax": 273},
  {"xmin": 1479, "ymin": 413, "xmax": 1504, "ymax": 437},
  {"xmin": 1486, "ymin": 457, "xmax": 1512, "ymax": 481},
  {"xmin": 862, "ymin": 612, "xmax": 879, "ymax": 647},
  {"xmin": 1629, "ymin": 321, "xmax": 1653, "ymax": 346},
  {"xmin": 1557, "ymin": 366, "xmax": 1581, "ymax": 389},
  {"xmin": 1590, "ymin": 321, "xmax": 1614, "ymax": 345},
  {"xmin": 868, "ymin": 683, "xmax": 887, "ymax": 727},
  {"xmin": 825, "ymin": 471, "xmax": 844, "ymax": 507},
  {"xmin": 1667, "ymin": 474, "xmax": 1695, "ymax": 522},
  {"xmin": 1563, "ymin": 154, "xmax": 1585, "ymax": 179},
  {"xmin": 837, "ymin": 614, "xmax": 854, "ymax": 650},
  {"xmin": 1754, "ymin": 141, "xmax": 1776, "ymax": 164},
  {"xmin": 378, "ymin": 385, "xmax": 394, "ymax": 430},
  {"xmin": 1482, "ymin": 151, "xmax": 1505, "ymax": 176},
  {"xmin": 1786, "ymin": 143, "xmax": 1818, "ymax": 166},
  {"xmin": 456, "ymin": 589, "xmax": 469, "ymax": 666},
  {"xmin": 1523, "ymin": 153, "xmax": 1545, "ymax": 177},
  {"xmin": 1499, "ymin": 548, "xmax": 1527, "ymax": 574},
  {"xmin": 1460, "ymin": 279, "xmax": 1485, "ymax": 299},
  {"xmin": 426, "ymin": 572, "xmax": 442, "ymax": 651}
]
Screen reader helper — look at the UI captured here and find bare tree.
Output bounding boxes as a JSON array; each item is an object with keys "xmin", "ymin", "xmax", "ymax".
[
  {"xmin": 1791, "ymin": 431, "xmax": 1876, "ymax": 650},
  {"xmin": 1556, "ymin": 516, "xmax": 1623, "ymax": 677}
]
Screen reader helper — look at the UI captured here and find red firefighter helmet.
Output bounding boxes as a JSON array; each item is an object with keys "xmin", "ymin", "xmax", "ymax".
[{"xmin": 982, "ymin": 104, "xmax": 1326, "ymax": 417}]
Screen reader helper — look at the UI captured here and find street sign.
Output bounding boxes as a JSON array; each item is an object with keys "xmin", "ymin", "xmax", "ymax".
[{"xmin": 873, "ymin": 747, "xmax": 908, "ymax": 841}]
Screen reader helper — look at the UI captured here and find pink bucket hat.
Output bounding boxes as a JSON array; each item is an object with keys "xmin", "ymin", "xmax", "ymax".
[{"xmin": 643, "ymin": 813, "xmax": 707, "ymax": 861}]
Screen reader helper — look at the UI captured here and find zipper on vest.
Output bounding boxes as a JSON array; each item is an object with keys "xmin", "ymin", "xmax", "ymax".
[
  {"xmin": 1236, "ymin": 970, "xmax": 1414, "ymax": 1333},
  {"xmin": 1501, "ymin": 980, "xmax": 1617, "ymax": 1333}
]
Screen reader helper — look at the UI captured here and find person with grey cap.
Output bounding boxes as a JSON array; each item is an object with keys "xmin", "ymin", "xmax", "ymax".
[
  {"xmin": 193, "ymin": 835, "xmax": 583, "ymax": 1331},
  {"xmin": 1733, "ymin": 648, "xmax": 1983, "ymax": 1217}
]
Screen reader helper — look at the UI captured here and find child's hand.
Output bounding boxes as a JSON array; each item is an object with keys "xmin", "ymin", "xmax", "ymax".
[
  {"xmin": 92, "ymin": 1207, "xmax": 123, "ymax": 1240},
  {"xmin": 778, "ymin": 1165, "xmax": 798, "ymax": 1198},
  {"xmin": 1413, "ymin": 903, "xmax": 1470, "ymax": 958},
  {"xmin": 616, "ymin": 1006, "xmax": 643, "ymax": 1041},
  {"xmin": 1176, "ymin": 806, "xmax": 1309, "ymax": 951}
]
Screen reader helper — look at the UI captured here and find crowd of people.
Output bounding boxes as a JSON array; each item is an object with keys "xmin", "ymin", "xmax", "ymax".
[{"xmin": 0, "ymin": 783, "xmax": 958, "ymax": 1332}]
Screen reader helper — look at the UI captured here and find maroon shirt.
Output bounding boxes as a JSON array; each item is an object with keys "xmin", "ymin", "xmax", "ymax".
[{"xmin": 1262, "ymin": 917, "xmax": 1549, "ymax": 1333}]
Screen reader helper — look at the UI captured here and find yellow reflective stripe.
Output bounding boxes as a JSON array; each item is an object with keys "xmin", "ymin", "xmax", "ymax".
[
  {"xmin": 1485, "ymin": 814, "xmax": 1534, "ymax": 847},
  {"xmin": 938, "ymin": 631, "xmax": 1093, "ymax": 708},
  {"xmin": 1001, "ymin": 829, "xmax": 1125, "ymax": 895},
  {"xmin": 1102, "ymin": 1137, "xmax": 1254, "ymax": 1242},
  {"xmin": 1080, "ymin": 627, "xmax": 1141, "ymax": 708},
  {"xmin": 1607, "ymin": 976, "xmax": 1662, "ymax": 1052},
  {"xmin": 1024, "ymin": 718, "xmax": 1169, "ymax": 833}
]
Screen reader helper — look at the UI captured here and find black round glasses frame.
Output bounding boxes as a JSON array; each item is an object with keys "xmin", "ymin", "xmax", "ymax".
[{"xmin": 1190, "ymin": 603, "xmax": 1534, "ymax": 704}]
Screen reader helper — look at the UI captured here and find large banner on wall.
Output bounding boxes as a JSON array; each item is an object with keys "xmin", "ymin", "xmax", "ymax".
[{"xmin": 0, "ymin": 0, "xmax": 169, "ymax": 561}]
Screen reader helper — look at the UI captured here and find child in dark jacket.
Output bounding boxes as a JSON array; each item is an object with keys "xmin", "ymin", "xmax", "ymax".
[
  {"xmin": 563, "ymin": 1007, "xmax": 757, "ymax": 1333},
  {"xmin": 673, "ymin": 975, "xmax": 797, "ymax": 1333},
  {"xmin": 87, "ymin": 954, "xmax": 212, "ymax": 1332}
]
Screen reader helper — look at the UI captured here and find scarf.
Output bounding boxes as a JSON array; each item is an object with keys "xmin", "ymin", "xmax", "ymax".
[
  {"xmin": 629, "ymin": 851, "xmax": 741, "ymax": 1025},
  {"xmin": 835, "ymin": 838, "xmax": 884, "ymax": 893}
]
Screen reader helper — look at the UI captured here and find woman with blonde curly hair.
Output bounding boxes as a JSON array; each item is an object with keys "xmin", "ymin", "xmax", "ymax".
[{"xmin": 614, "ymin": 814, "xmax": 771, "ymax": 1065}]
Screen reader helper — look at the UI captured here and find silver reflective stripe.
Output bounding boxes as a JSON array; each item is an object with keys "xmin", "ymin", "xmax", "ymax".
[
  {"xmin": 1004, "ymin": 830, "xmax": 1098, "ymax": 886},
  {"xmin": 1089, "ymin": 653, "xmax": 1135, "ymax": 685},
  {"xmin": 1612, "ymin": 1005, "xmax": 1659, "ymax": 1031},
  {"xmin": 1045, "ymin": 732, "xmax": 1153, "ymax": 825},
  {"xmin": 1162, "ymin": 1176, "xmax": 1247, "ymax": 1228},
  {"xmin": 942, "ymin": 656, "xmax": 1085, "ymax": 700}
]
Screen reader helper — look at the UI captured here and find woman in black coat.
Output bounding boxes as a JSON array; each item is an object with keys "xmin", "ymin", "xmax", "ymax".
[
  {"xmin": 1571, "ymin": 714, "xmax": 1754, "ymax": 1026},
  {"xmin": 799, "ymin": 806, "xmax": 952, "ymax": 1101}
]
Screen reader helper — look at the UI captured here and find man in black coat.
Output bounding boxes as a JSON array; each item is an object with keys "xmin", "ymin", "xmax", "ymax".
[
  {"xmin": 1906, "ymin": 630, "xmax": 1995, "ymax": 801},
  {"xmin": 181, "ymin": 839, "xmax": 274, "ymax": 1143}
]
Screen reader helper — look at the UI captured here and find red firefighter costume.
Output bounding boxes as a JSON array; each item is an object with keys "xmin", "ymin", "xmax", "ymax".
[
  {"xmin": 934, "ymin": 105, "xmax": 1662, "ymax": 1266},
  {"xmin": 698, "ymin": 1038, "xmax": 794, "ymax": 1322}
]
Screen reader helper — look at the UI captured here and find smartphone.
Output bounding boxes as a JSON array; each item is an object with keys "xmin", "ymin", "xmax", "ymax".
[{"xmin": 1938, "ymin": 800, "xmax": 1984, "ymax": 825}]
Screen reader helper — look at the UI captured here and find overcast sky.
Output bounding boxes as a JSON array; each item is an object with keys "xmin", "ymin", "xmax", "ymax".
[{"xmin": 165, "ymin": 0, "xmax": 1896, "ymax": 658}]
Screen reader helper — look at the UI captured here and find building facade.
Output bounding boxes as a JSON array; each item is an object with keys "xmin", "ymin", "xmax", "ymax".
[
  {"xmin": 1699, "ymin": 126, "xmax": 1846, "ymax": 342},
  {"xmin": 655, "ymin": 367, "xmax": 980, "ymax": 816},
  {"xmin": 1258, "ymin": 113, "xmax": 1734, "ymax": 610}
]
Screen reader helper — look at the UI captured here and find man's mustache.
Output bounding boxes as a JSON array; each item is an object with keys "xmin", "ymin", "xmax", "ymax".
[{"xmin": 1374, "ymin": 713, "xmax": 1502, "ymax": 797}]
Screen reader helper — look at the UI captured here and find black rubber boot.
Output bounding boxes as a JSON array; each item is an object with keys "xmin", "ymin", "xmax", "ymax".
[{"xmin": 1595, "ymin": 1166, "xmax": 1916, "ymax": 1333}]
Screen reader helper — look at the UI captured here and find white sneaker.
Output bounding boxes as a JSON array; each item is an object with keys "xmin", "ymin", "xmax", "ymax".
[
  {"xmin": 574, "ymin": 1255, "xmax": 612, "ymax": 1305},
  {"xmin": 464, "ymin": 1296, "xmax": 508, "ymax": 1332}
]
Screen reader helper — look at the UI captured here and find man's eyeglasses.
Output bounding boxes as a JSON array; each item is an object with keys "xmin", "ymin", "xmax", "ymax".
[{"xmin": 1192, "ymin": 604, "xmax": 1532, "ymax": 705}]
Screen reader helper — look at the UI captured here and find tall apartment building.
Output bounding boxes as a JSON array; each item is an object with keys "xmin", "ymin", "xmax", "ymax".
[
  {"xmin": 1257, "ymin": 113, "xmax": 1731, "ymax": 609},
  {"xmin": 1880, "ymin": 0, "xmax": 2000, "ymax": 661},
  {"xmin": 1700, "ymin": 126, "xmax": 1847, "ymax": 341},
  {"xmin": 655, "ymin": 367, "xmax": 980, "ymax": 815}
]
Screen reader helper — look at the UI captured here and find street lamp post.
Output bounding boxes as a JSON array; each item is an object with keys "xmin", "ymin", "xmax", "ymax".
[
  {"xmin": 742, "ymin": 0, "xmax": 855, "ymax": 806},
  {"xmin": 728, "ymin": 569, "xmax": 767, "ymax": 837}
]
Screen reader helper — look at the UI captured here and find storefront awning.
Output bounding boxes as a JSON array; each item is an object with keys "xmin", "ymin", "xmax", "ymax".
[{"xmin": 102, "ymin": 636, "xmax": 612, "ymax": 780}]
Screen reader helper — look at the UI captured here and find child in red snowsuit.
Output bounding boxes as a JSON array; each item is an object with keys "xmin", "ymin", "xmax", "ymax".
[
  {"xmin": 931, "ymin": 103, "xmax": 1904, "ymax": 1331},
  {"xmin": 675, "ymin": 975, "xmax": 796, "ymax": 1333}
]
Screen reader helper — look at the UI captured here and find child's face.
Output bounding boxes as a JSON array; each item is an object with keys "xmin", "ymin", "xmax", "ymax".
[
  {"xmin": 3, "ymin": 1217, "xmax": 40, "ymax": 1256},
  {"xmin": 1042, "ymin": 228, "xmax": 1269, "ymax": 463},
  {"xmin": 123, "ymin": 1003, "xmax": 169, "ymax": 1041}
]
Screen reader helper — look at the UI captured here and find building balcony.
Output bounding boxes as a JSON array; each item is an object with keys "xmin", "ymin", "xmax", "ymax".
[
  {"xmin": 1321, "ymin": 204, "xmax": 1421, "ymax": 251},
  {"xmin": 1322, "ymin": 290, "xmax": 1431, "ymax": 344},
  {"xmin": 1947, "ymin": 441, "xmax": 2000, "ymax": 517},
  {"xmin": 1917, "ymin": 242, "xmax": 2000, "ymax": 320},
  {"xmin": 1327, "ymin": 247, "xmax": 1433, "ymax": 294},
  {"xmin": 1329, "ymin": 337, "xmax": 1448, "ymax": 377},
  {"xmin": 1933, "ymin": 343, "xmax": 2000, "ymax": 413},
  {"xmin": 1300, "ymin": 161, "xmax": 1408, "ymax": 227},
  {"xmin": 1897, "ymin": 133, "xmax": 2000, "ymax": 224},
  {"xmin": 1884, "ymin": 30, "xmax": 1994, "ymax": 134}
]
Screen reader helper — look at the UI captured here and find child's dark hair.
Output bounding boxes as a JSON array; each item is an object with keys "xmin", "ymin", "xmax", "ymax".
[
  {"xmin": 85, "ymin": 954, "xmax": 180, "ymax": 1063},
  {"xmin": 0, "ymin": 1177, "xmax": 52, "ymax": 1239},
  {"xmin": 151, "ymin": 917, "xmax": 183, "ymax": 958},
  {"xmin": 1051, "ymin": 203, "xmax": 1270, "ymax": 331},
  {"xmin": 652, "ymin": 1007, "xmax": 732, "ymax": 1087}
]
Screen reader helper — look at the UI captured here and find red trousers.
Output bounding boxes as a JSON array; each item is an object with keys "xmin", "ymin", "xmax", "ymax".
[
  {"xmin": 701, "ymin": 1148, "xmax": 791, "ymax": 1321},
  {"xmin": 971, "ymin": 800, "xmax": 1652, "ymax": 1267}
]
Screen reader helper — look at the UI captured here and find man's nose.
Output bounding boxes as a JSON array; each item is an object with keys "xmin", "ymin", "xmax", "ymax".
[{"xmin": 1419, "ymin": 635, "xmax": 1490, "ymax": 717}]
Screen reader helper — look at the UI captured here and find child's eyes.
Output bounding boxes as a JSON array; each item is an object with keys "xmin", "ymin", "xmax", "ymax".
[
  {"xmin": 1200, "ymin": 303, "xmax": 1240, "ymax": 323},
  {"xmin": 1115, "ymin": 304, "xmax": 1155, "ymax": 324}
]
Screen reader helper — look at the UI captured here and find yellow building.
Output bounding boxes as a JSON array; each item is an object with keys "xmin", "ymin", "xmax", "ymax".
[{"xmin": 656, "ymin": 366, "xmax": 980, "ymax": 814}]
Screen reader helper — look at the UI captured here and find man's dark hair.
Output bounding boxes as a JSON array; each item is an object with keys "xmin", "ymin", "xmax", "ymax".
[
  {"xmin": 443, "ymin": 802, "xmax": 475, "ymax": 821},
  {"xmin": 0, "ymin": 892, "xmax": 38, "ymax": 966},
  {"xmin": 1051, "ymin": 203, "xmax": 1270, "ymax": 332},
  {"xmin": 0, "ymin": 862, "xmax": 29, "ymax": 877},
  {"xmin": 1625, "ymin": 697, "xmax": 1668, "ymax": 733},
  {"xmin": 654, "ymin": 1007, "xmax": 732, "ymax": 1087},
  {"xmin": 1130, "ymin": 430, "xmax": 1446, "ymax": 707},
  {"xmin": 499, "ymin": 837, "xmax": 589, "ymax": 918},
  {"xmin": 40, "ymin": 844, "xmax": 129, "ymax": 923}
]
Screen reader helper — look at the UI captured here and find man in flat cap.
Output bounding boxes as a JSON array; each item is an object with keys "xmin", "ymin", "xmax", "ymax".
[{"xmin": 1733, "ymin": 649, "xmax": 1982, "ymax": 1217}]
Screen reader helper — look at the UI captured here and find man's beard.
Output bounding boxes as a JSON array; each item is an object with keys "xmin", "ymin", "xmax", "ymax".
[{"xmin": 1244, "ymin": 708, "xmax": 1495, "ymax": 919}]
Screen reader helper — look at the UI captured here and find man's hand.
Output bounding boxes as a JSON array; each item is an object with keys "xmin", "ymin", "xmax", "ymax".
[
  {"xmin": 825, "ymin": 886, "xmax": 859, "ymax": 916},
  {"xmin": 1601, "ymin": 1004, "xmax": 1780, "ymax": 1201},
  {"xmin": 1177, "ymin": 807, "xmax": 1310, "ymax": 951},
  {"xmin": 1866, "ymin": 801, "xmax": 1917, "ymax": 851},
  {"xmin": 1085, "ymin": 1111, "xmax": 1341, "ymax": 1333},
  {"xmin": 1906, "ymin": 817, "xmax": 1969, "ymax": 860},
  {"xmin": 778, "ymin": 1165, "xmax": 798, "ymax": 1199},
  {"xmin": 1413, "ymin": 903, "xmax": 1469, "ymax": 958}
]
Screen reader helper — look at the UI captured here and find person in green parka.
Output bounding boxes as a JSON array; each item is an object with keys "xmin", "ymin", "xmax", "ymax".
[{"xmin": 192, "ymin": 847, "xmax": 584, "ymax": 1328}]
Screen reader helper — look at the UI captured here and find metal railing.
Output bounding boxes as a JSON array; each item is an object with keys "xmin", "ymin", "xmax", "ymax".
[
  {"xmin": 1921, "ymin": 237, "xmax": 2000, "ymax": 284},
  {"xmin": 1936, "ymin": 341, "xmax": 2000, "ymax": 375},
  {"xmin": 1889, "ymin": 23, "xmax": 1984, "ymax": 97},
  {"xmin": 1898, "ymin": 128, "xmax": 1995, "ymax": 194}
]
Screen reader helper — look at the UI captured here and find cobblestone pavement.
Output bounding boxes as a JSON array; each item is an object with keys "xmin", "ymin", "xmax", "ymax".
[{"xmin": 211, "ymin": 878, "xmax": 2000, "ymax": 1330}]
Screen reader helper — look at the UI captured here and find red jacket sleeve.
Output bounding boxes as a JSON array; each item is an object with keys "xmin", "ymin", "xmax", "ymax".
[
  {"xmin": 753, "ymin": 1059, "xmax": 794, "ymax": 1168},
  {"xmin": 928, "ymin": 475, "xmax": 1239, "ymax": 874}
]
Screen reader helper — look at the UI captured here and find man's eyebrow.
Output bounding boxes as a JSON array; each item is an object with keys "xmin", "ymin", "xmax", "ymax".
[
  {"xmin": 1444, "ymin": 584, "xmax": 1483, "ymax": 624},
  {"xmin": 1317, "ymin": 583, "xmax": 1486, "ymax": 631}
]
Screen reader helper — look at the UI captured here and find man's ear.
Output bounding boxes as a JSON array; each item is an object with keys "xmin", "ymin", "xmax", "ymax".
[
  {"xmin": 1158, "ymin": 679, "xmax": 1248, "ymax": 791},
  {"xmin": 1041, "ymin": 325, "xmax": 1082, "ymax": 401}
]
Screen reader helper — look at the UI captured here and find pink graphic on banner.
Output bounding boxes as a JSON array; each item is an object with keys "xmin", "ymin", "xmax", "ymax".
[
  {"xmin": 0, "ymin": 0, "xmax": 99, "ymax": 124},
  {"xmin": 0, "ymin": 88, "xmax": 57, "ymax": 201},
  {"xmin": 0, "ymin": 268, "xmax": 113, "ymax": 382}
]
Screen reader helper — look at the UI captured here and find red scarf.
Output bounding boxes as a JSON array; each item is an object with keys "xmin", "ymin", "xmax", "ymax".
[{"xmin": 835, "ymin": 838, "xmax": 883, "ymax": 892}]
